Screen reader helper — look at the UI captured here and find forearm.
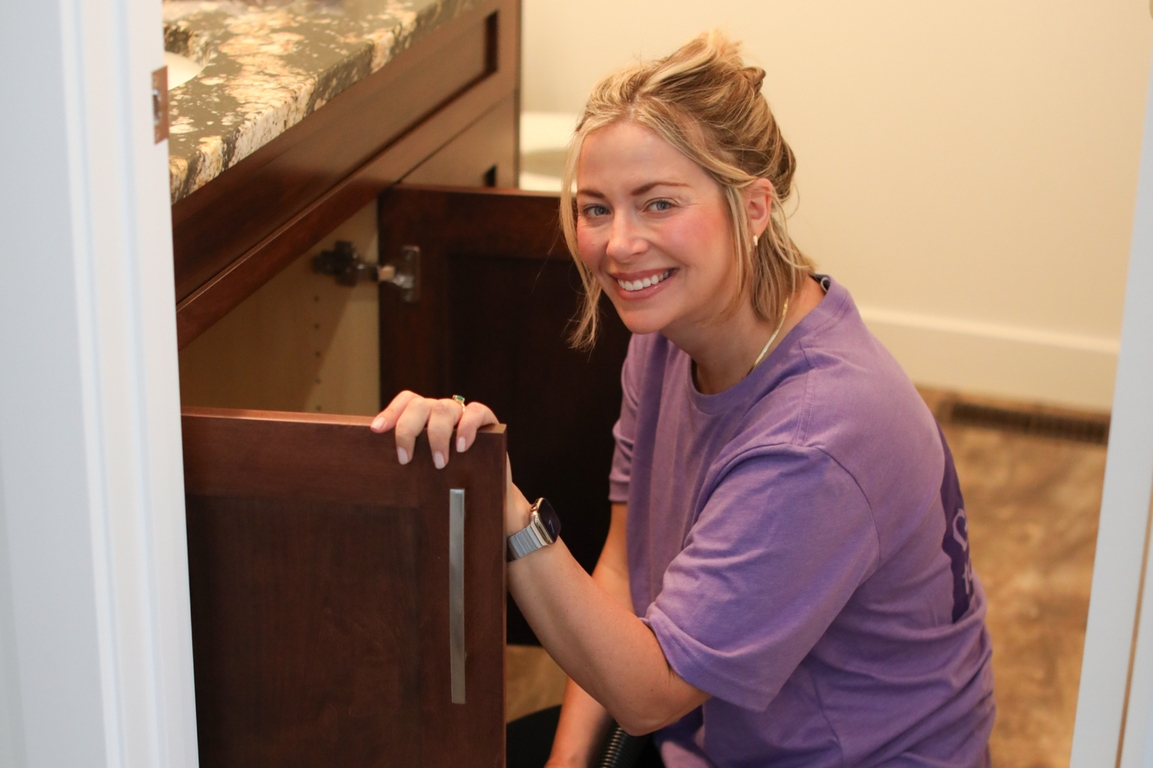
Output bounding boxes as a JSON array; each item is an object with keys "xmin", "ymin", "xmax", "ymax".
[
  {"xmin": 547, "ymin": 532, "xmax": 635, "ymax": 766},
  {"xmin": 508, "ymin": 539, "xmax": 703, "ymax": 735},
  {"xmin": 547, "ymin": 678, "xmax": 614, "ymax": 768}
]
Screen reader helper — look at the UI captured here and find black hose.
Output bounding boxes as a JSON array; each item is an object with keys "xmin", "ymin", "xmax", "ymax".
[{"xmin": 595, "ymin": 724, "xmax": 650, "ymax": 768}]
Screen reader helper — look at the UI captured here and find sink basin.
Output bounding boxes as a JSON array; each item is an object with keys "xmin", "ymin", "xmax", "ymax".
[{"xmin": 165, "ymin": 51, "xmax": 205, "ymax": 89}]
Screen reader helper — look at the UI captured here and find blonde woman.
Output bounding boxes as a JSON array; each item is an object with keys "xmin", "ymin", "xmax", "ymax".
[{"xmin": 373, "ymin": 31, "xmax": 995, "ymax": 768}]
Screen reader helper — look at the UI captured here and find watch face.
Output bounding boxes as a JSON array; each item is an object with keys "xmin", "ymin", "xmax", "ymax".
[{"xmin": 535, "ymin": 498, "xmax": 562, "ymax": 541}]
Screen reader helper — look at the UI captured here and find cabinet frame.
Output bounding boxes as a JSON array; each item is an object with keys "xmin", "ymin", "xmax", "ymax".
[{"xmin": 173, "ymin": 0, "xmax": 520, "ymax": 349}]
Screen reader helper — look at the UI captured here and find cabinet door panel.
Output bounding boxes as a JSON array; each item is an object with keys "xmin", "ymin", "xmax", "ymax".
[
  {"xmin": 186, "ymin": 495, "xmax": 422, "ymax": 766},
  {"xmin": 377, "ymin": 187, "xmax": 631, "ymax": 644},
  {"xmin": 183, "ymin": 408, "xmax": 506, "ymax": 767}
]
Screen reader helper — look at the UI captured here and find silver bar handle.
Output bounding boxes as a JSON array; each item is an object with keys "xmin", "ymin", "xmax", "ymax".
[{"xmin": 449, "ymin": 488, "xmax": 466, "ymax": 704}]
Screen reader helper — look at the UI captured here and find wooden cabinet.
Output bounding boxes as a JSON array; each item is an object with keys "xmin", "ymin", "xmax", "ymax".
[
  {"xmin": 176, "ymin": 0, "xmax": 521, "ymax": 418},
  {"xmin": 181, "ymin": 187, "xmax": 632, "ymax": 766},
  {"xmin": 182, "ymin": 410, "xmax": 507, "ymax": 767},
  {"xmin": 376, "ymin": 187, "xmax": 632, "ymax": 644},
  {"xmin": 173, "ymin": 0, "xmax": 520, "ymax": 350},
  {"xmin": 174, "ymin": 2, "xmax": 630, "ymax": 763}
]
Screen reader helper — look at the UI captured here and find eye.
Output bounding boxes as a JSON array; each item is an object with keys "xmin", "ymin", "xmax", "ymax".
[
  {"xmin": 647, "ymin": 199, "xmax": 675, "ymax": 212},
  {"xmin": 580, "ymin": 204, "xmax": 609, "ymax": 218}
]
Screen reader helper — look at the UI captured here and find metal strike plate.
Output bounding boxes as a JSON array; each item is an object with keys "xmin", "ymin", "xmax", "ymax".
[
  {"xmin": 381, "ymin": 245, "xmax": 421, "ymax": 303},
  {"xmin": 152, "ymin": 67, "xmax": 169, "ymax": 143}
]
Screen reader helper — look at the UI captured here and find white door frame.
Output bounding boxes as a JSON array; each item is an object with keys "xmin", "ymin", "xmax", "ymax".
[
  {"xmin": 1070, "ymin": 44, "xmax": 1153, "ymax": 768},
  {"xmin": 0, "ymin": 0, "xmax": 197, "ymax": 765},
  {"xmin": 2, "ymin": 1, "xmax": 1152, "ymax": 766}
]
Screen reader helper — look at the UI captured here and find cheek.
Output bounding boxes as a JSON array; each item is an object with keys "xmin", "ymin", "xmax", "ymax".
[{"xmin": 575, "ymin": 225, "xmax": 602, "ymax": 270}]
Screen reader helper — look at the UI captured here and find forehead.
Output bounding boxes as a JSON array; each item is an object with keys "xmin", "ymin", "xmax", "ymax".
[{"xmin": 576, "ymin": 121, "xmax": 713, "ymax": 192}]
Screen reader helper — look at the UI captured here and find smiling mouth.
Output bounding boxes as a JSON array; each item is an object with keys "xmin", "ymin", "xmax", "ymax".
[{"xmin": 616, "ymin": 269, "xmax": 674, "ymax": 292}]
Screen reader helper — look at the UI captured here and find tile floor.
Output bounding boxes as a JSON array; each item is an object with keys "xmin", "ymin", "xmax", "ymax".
[{"xmin": 505, "ymin": 389, "xmax": 1109, "ymax": 768}]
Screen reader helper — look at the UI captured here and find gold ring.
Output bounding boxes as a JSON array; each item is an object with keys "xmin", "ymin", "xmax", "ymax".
[{"xmin": 452, "ymin": 394, "xmax": 466, "ymax": 414}]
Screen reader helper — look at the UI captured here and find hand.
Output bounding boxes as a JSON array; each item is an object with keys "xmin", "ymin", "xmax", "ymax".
[{"xmin": 370, "ymin": 390, "xmax": 497, "ymax": 468}]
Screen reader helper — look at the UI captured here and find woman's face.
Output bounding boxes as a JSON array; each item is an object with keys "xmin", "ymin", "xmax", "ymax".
[{"xmin": 575, "ymin": 121, "xmax": 739, "ymax": 341}]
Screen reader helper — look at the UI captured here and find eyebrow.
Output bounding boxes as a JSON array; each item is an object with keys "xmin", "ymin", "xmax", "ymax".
[{"xmin": 577, "ymin": 180, "xmax": 691, "ymax": 199}]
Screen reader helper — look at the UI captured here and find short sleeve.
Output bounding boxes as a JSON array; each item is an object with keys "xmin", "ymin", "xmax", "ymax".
[
  {"xmin": 608, "ymin": 336, "xmax": 642, "ymax": 503},
  {"xmin": 644, "ymin": 448, "xmax": 880, "ymax": 711}
]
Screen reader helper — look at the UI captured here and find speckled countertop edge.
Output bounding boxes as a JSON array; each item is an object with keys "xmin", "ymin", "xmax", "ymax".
[{"xmin": 164, "ymin": 0, "xmax": 476, "ymax": 204}]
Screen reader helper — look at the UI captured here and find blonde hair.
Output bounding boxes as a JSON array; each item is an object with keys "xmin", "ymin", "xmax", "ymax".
[{"xmin": 561, "ymin": 30, "xmax": 815, "ymax": 349}]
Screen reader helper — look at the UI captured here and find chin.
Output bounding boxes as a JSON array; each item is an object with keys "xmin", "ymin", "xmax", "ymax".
[{"xmin": 611, "ymin": 307, "xmax": 669, "ymax": 337}]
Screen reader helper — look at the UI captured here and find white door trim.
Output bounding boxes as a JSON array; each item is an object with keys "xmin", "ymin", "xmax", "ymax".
[
  {"xmin": 1071, "ymin": 46, "xmax": 1153, "ymax": 768},
  {"xmin": 0, "ymin": 0, "xmax": 197, "ymax": 765}
]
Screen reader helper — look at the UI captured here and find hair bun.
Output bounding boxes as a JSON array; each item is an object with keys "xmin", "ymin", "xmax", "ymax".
[{"xmin": 742, "ymin": 66, "xmax": 766, "ymax": 93}]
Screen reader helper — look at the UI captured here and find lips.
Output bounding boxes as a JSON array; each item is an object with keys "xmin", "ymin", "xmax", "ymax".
[{"xmin": 615, "ymin": 269, "xmax": 674, "ymax": 293}]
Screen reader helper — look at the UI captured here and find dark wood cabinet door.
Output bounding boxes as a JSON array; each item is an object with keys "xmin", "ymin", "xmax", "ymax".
[
  {"xmin": 377, "ymin": 186, "xmax": 632, "ymax": 644},
  {"xmin": 182, "ymin": 408, "xmax": 506, "ymax": 767}
]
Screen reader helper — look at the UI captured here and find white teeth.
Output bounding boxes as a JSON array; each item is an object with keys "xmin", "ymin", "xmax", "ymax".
[{"xmin": 617, "ymin": 270, "xmax": 672, "ymax": 292}]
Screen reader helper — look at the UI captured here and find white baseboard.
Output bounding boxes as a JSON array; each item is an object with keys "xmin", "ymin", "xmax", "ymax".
[{"xmin": 858, "ymin": 306, "xmax": 1119, "ymax": 411}]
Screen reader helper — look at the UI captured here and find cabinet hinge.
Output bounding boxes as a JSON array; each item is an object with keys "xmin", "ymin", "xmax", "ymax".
[{"xmin": 311, "ymin": 241, "xmax": 421, "ymax": 303}]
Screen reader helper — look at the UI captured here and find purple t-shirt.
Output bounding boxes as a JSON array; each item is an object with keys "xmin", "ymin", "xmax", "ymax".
[{"xmin": 609, "ymin": 276, "xmax": 995, "ymax": 767}]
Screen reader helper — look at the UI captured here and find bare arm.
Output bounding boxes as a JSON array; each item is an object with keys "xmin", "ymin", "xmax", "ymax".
[
  {"xmin": 371, "ymin": 394, "xmax": 708, "ymax": 742},
  {"xmin": 546, "ymin": 503, "xmax": 631, "ymax": 767},
  {"xmin": 507, "ymin": 485, "xmax": 710, "ymax": 739}
]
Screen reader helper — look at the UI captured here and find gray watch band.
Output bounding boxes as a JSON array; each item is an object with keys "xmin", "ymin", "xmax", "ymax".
[{"xmin": 507, "ymin": 500, "xmax": 556, "ymax": 560}]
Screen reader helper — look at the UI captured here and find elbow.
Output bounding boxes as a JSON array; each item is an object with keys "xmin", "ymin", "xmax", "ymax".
[
  {"xmin": 609, "ymin": 677, "xmax": 711, "ymax": 736},
  {"xmin": 611, "ymin": 698, "xmax": 687, "ymax": 737},
  {"xmin": 616, "ymin": 713, "xmax": 662, "ymax": 738}
]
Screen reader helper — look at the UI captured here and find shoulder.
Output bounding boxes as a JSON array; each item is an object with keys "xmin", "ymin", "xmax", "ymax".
[{"xmin": 729, "ymin": 278, "xmax": 944, "ymax": 494}]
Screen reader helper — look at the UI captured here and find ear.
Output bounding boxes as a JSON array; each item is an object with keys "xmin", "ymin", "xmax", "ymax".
[{"xmin": 744, "ymin": 178, "xmax": 774, "ymax": 242}]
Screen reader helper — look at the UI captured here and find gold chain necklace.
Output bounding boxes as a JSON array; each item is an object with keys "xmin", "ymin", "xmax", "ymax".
[{"xmin": 748, "ymin": 297, "xmax": 790, "ymax": 374}]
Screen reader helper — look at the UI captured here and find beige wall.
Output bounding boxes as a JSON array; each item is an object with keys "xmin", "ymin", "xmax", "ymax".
[{"xmin": 522, "ymin": 1, "xmax": 1152, "ymax": 410}]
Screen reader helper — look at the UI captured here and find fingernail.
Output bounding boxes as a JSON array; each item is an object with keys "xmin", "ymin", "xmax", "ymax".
[
  {"xmin": 397, "ymin": 447, "xmax": 409, "ymax": 464},
  {"xmin": 371, "ymin": 417, "xmax": 384, "ymax": 430},
  {"xmin": 457, "ymin": 437, "xmax": 466, "ymax": 453},
  {"xmin": 433, "ymin": 451, "xmax": 445, "ymax": 469}
]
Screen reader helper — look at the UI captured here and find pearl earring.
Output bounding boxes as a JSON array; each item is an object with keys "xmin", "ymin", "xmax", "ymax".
[{"xmin": 753, "ymin": 235, "xmax": 759, "ymax": 248}]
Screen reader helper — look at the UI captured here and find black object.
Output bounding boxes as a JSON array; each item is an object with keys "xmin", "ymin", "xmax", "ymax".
[
  {"xmin": 505, "ymin": 706, "xmax": 561, "ymax": 768},
  {"xmin": 505, "ymin": 707, "xmax": 662, "ymax": 768},
  {"xmin": 596, "ymin": 724, "xmax": 652, "ymax": 768},
  {"xmin": 311, "ymin": 240, "xmax": 376, "ymax": 286}
]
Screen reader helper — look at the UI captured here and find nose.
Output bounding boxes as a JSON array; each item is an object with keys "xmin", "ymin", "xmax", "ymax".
[{"xmin": 606, "ymin": 211, "xmax": 645, "ymax": 261}]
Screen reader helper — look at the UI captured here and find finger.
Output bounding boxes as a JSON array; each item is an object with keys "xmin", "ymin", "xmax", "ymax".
[
  {"xmin": 393, "ymin": 397, "xmax": 434, "ymax": 465},
  {"xmin": 425, "ymin": 399, "xmax": 463, "ymax": 469},
  {"xmin": 371, "ymin": 390, "xmax": 419, "ymax": 433},
  {"xmin": 455, "ymin": 402, "xmax": 499, "ymax": 453}
]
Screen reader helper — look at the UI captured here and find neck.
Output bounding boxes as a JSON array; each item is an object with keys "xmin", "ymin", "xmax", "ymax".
[
  {"xmin": 674, "ymin": 306, "xmax": 783, "ymax": 396},
  {"xmin": 676, "ymin": 277, "xmax": 825, "ymax": 395}
]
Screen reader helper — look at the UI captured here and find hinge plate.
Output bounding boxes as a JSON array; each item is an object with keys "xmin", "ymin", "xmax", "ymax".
[{"xmin": 152, "ymin": 67, "xmax": 169, "ymax": 143}]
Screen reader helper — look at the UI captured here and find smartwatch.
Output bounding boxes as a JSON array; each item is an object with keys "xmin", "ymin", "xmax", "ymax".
[{"xmin": 507, "ymin": 497, "xmax": 562, "ymax": 561}]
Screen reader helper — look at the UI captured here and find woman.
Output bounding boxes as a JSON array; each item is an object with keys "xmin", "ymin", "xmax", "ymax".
[{"xmin": 371, "ymin": 31, "xmax": 995, "ymax": 767}]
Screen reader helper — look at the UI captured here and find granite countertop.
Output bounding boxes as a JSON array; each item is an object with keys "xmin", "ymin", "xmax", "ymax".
[{"xmin": 163, "ymin": 0, "xmax": 474, "ymax": 204}]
